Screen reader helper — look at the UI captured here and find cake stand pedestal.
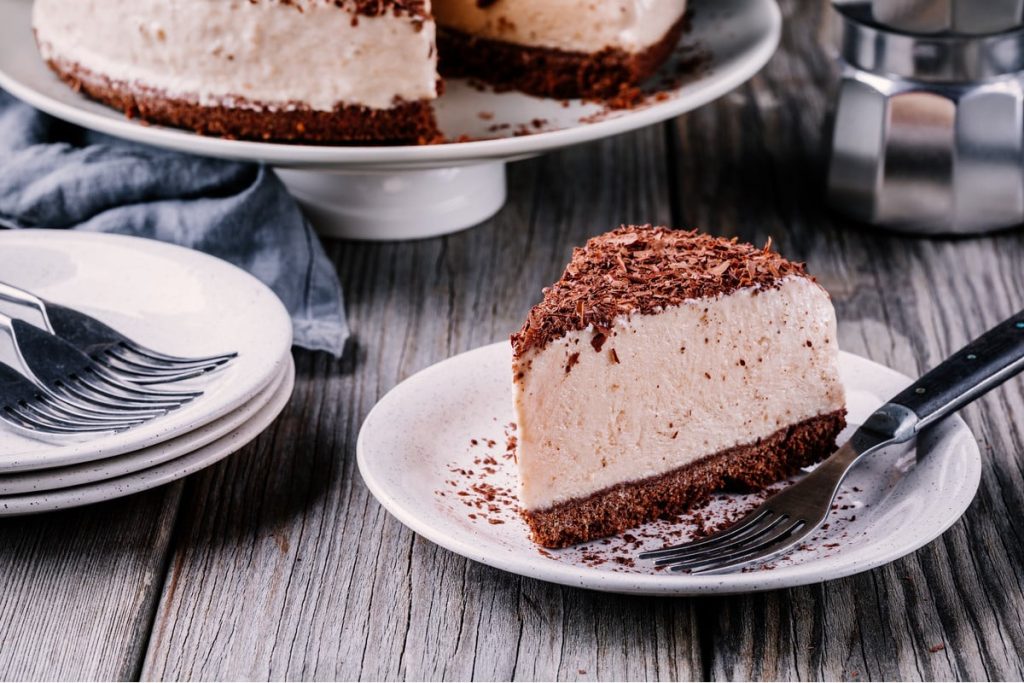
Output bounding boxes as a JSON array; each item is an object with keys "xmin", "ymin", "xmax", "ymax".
[{"xmin": 276, "ymin": 162, "xmax": 507, "ymax": 241}]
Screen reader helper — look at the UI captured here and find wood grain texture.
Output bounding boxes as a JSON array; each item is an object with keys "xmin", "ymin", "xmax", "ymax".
[
  {"xmin": 3, "ymin": 0, "xmax": 1024, "ymax": 680},
  {"xmin": 0, "ymin": 484, "xmax": 181, "ymax": 681}
]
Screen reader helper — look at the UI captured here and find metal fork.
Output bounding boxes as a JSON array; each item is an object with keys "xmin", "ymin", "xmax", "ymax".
[
  {"xmin": 0, "ymin": 281, "xmax": 236, "ymax": 385},
  {"xmin": 0, "ymin": 362, "xmax": 147, "ymax": 436},
  {"xmin": 0, "ymin": 313, "xmax": 201, "ymax": 435},
  {"xmin": 641, "ymin": 308, "xmax": 1024, "ymax": 574}
]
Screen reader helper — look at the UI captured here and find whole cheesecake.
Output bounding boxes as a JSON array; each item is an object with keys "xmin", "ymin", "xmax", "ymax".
[
  {"xmin": 32, "ymin": 0, "xmax": 688, "ymax": 143},
  {"xmin": 33, "ymin": 0, "xmax": 441, "ymax": 143},
  {"xmin": 511, "ymin": 226, "xmax": 847, "ymax": 548}
]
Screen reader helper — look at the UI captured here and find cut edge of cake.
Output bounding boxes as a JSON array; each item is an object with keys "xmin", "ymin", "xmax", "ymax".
[{"xmin": 437, "ymin": 13, "xmax": 688, "ymax": 100}]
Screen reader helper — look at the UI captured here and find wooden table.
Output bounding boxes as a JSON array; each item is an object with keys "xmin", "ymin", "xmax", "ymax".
[{"xmin": 4, "ymin": 2, "xmax": 1024, "ymax": 680}]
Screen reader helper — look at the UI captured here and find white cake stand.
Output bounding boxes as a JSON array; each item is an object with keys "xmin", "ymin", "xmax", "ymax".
[{"xmin": 0, "ymin": 0, "xmax": 780, "ymax": 241}]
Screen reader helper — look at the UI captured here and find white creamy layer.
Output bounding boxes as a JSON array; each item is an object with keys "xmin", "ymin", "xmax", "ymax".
[
  {"xmin": 513, "ymin": 276, "xmax": 845, "ymax": 511},
  {"xmin": 33, "ymin": 0, "xmax": 438, "ymax": 111},
  {"xmin": 434, "ymin": 0, "xmax": 686, "ymax": 54}
]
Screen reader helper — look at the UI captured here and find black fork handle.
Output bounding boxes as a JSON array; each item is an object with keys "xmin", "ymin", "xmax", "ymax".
[{"xmin": 874, "ymin": 309, "xmax": 1024, "ymax": 438}]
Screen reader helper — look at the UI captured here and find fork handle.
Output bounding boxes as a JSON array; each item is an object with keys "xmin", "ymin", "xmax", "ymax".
[
  {"xmin": 888, "ymin": 309, "xmax": 1024, "ymax": 434},
  {"xmin": 0, "ymin": 281, "xmax": 54, "ymax": 333},
  {"xmin": 0, "ymin": 313, "xmax": 41, "ymax": 385}
]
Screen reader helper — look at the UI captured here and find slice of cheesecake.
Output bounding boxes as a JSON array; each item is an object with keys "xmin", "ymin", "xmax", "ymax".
[{"xmin": 511, "ymin": 225, "xmax": 847, "ymax": 548}]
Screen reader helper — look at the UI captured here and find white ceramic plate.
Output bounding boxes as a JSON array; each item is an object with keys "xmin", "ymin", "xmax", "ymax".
[
  {"xmin": 357, "ymin": 342, "xmax": 982, "ymax": 595},
  {"xmin": 0, "ymin": 0, "xmax": 781, "ymax": 170},
  {"xmin": 0, "ymin": 356, "xmax": 294, "ymax": 515},
  {"xmin": 0, "ymin": 230, "xmax": 292, "ymax": 472},
  {"xmin": 0, "ymin": 357, "xmax": 291, "ymax": 495}
]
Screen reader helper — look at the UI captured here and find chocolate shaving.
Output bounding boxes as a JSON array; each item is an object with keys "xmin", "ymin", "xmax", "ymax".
[
  {"xmin": 511, "ymin": 225, "xmax": 811, "ymax": 357},
  {"xmin": 565, "ymin": 352, "xmax": 580, "ymax": 374},
  {"xmin": 281, "ymin": 0, "xmax": 429, "ymax": 18}
]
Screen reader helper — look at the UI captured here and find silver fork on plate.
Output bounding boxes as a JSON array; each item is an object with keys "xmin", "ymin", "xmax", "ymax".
[
  {"xmin": 641, "ymin": 309, "xmax": 1024, "ymax": 574},
  {"xmin": 0, "ymin": 362, "xmax": 146, "ymax": 435},
  {"xmin": 0, "ymin": 313, "xmax": 201, "ymax": 435},
  {"xmin": 0, "ymin": 281, "xmax": 237, "ymax": 385}
]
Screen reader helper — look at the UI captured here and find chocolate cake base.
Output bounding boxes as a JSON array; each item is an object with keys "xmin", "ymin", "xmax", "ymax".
[
  {"xmin": 44, "ymin": 56, "xmax": 441, "ymax": 145},
  {"xmin": 437, "ymin": 14, "xmax": 688, "ymax": 99},
  {"xmin": 522, "ymin": 410, "xmax": 847, "ymax": 548}
]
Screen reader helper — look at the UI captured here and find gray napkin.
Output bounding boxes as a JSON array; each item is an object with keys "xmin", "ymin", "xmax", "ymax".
[{"xmin": 0, "ymin": 89, "xmax": 348, "ymax": 357}]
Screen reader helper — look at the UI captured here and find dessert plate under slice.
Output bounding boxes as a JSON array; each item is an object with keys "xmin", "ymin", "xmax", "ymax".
[
  {"xmin": 0, "ymin": 357, "xmax": 290, "ymax": 495},
  {"xmin": 0, "ymin": 357, "xmax": 294, "ymax": 516},
  {"xmin": 0, "ymin": 230, "xmax": 292, "ymax": 472},
  {"xmin": 357, "ymin": 342, "xmax": 982, "ymax": 596}
]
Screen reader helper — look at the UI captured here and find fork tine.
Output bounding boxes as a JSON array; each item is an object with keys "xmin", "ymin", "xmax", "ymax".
[
  {"xmin": 21, "ymin": 398, "xmax": 144, "ymax": 428},
  {"xmin": 37, "ymin": 393, "xmax": 155, "ymax": 422},
  {"xmin": 89, "ymin": 367, "xmax": 202, "ymax": 400},
  {"xmin": 3, "ymin": 407, "xmax": 114, "ymax": 434},
  {"xmin": 70, "ymin": 376, "xmax": 189, "ymax": 409},
  {"xmin": 108, "ymin": 347, "xmax": 232, "ymax": 371},
  {"xmin": 640, "ymin": 509, "xmax": 774, "ymax": 559},
  {"xmin": 97, "ymin": 357, "xmax": 217, "ymax": 385},
  {"xmin": 122, "ymin": 341, "xmax": 238, "ymax": 366},
  {"xmin": 102, "ymin": 355, "xmax": 223, "ymax": 381},
  {"xmin": 651, "ymin": 514, "xmax": 790, "ymax": 566},
  {"xmin": 668, "ymin": 520, "xmax": 809, "ymax": 573},
  {"xmin": 16, "ymin": 410, "xmax": 126, "ymax": 433},
  {"xmin": 76, "ymin": 374, "xmax": 189, "ymax": 405},
  {"xmin": 48, "ymin": 383, "xmax": 170, "ymax": 415},
  {"xmin": 667, "ymin": 519, "xmax": 801, "ymax": 571},
  {"xmin": 15, "ymin": 402, "xmax": 139, "ymax": 430},
  {"xmin": 102, "ymin": 354, "xmax": 211, "ymax": 375},
  {"xmin": 82, "ymin": 370, "xmax": 201, "ymax": 404},
  {"xmin": 12, "ymin": 401, "xmax": 83, "ymax": 428}
]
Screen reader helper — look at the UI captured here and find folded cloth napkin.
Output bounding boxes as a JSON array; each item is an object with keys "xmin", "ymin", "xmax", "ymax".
[{"xmin": 0, "ymin": 89, "xmax": 348, "ymax": 357}]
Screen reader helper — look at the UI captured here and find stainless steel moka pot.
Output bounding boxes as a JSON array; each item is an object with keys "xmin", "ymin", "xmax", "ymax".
[{"xmin": 826, "ymin": 1, "xmax": 1024, "ymax": 234}]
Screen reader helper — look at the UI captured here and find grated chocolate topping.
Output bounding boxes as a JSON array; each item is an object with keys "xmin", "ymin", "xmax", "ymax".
[
  {"xmin": 273, "ymin": 0, "xmax": 429, "ymax": 19},
  {"xmin": 511, "ymin": 225, "xmax": 811, "ymax": 358}
]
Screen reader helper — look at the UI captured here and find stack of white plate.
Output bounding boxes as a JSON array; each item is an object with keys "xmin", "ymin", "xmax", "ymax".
[{"xmin": 0, "ymin": 230, "xmax": 295, "ymax": 515}]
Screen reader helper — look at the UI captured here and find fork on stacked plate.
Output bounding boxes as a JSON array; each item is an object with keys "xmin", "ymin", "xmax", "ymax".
[
  {"xmin": 0, "ymin": 280, "xmax": 237, "ymax": 438},
  {"xmin": 0, "ymin": 230, "xmax": 294, "ymax": 516}
]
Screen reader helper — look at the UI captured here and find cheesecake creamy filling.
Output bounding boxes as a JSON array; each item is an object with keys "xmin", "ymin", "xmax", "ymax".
[
  {"xmin": 433, "ymin": 0, "xmax": 687, "ymax": 54},
  {"xmin": 513, "ymin": 276, "xmax": 845, "ymax": 512},
  {"xmin": 33, "ymin": 0, "xmax": 438, "ymax": 112}
]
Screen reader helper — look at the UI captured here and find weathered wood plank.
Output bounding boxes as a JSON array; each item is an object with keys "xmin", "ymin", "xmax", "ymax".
[
  {"xmin": 141, "ymin": 126, "xmax": 703, "ymax": 681},
  {"xmin": 0, "ymin": 485, "xmax": 180, "ymax": 681}
]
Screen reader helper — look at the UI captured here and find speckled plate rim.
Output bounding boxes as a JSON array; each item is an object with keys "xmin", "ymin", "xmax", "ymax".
[
  {"xmin": 0, "ymin": 230, "xmax": 293, "ymax": 471},
  {"xmin": 0, "ymin": 356, "xmax": 294, "ymax": 516},
  {"xmin": 0, "ymin": 0, "xmax": 780, "ymax": 169},
  {"xmin": 357, "ymin": 342, "xmax": 983, "ymax": 596}
]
